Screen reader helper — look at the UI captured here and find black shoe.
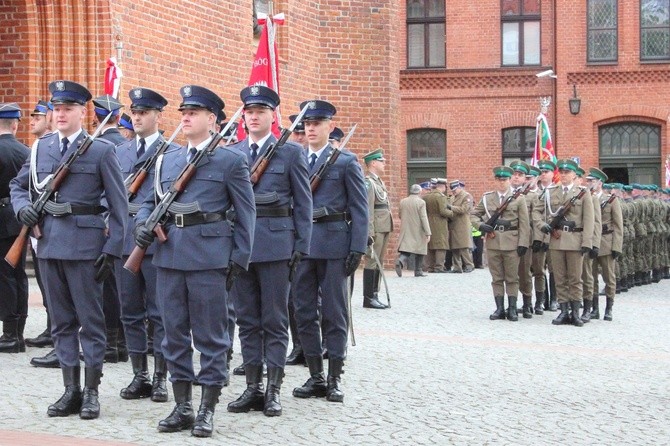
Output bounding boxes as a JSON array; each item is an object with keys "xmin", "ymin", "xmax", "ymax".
[
  {"xmin": 192, "ymin": 385, "xmax": 221, "ymax": 438},
  {"xmin": 31, "ymin": 348, "xmax": 60, "ymax": 368},
  {"xmin": 227, "ymin": 365, "xmax": 265, "ymax": 413},
  {"xmin": 325, "ymin": 359, "xmax": 344, "ymax": 403},
  {"xmin": 463, "ymin": 267, "xmax": 474, "ymax": 273},
  {"xmin": 293, "ymin": 356, "xmax": 327, "ymax": 398},
  {"xmin": 25, "ymin": 327, "xmax": 53, "ymax": 348},
  {"xmin": 552, "ymin": 303, "xmax": 571, "ymax": 325},
  {"xmin": 446, "ymin": 269, "xmax": 462, "ymax": 273},
  {"xmin": 414, "ymin": 270, "xmax": 427, "ymax": 277},
  {"xmin": 286, "ymin": 345, "xmax": 305, "ymax": 366},
  {"xmin": 581, "ymin": 300, "xmax": 592, "ymax": 323},
  {"xmin": 158, "ymin": 382, "xmax": 195, "ymax": 433},
  {"xmin": 534, "ymin": 292, "xmax": 544, "ymax": 315},
  {"xmin": 394, "ymin": 258, "xmax": 403, "ymax": 277},
  {"xmin": 263, "ymin": 367, "xmax": 283, "ymax": 417},
  {"xmin": 151, "ymin": 354, "xmax": 169, "ymax": 402},
  {"xmin": 233, "ymin": 364, "xmax": 246, "ymax": 376},
  {"xmin": 80, "ymin": 368, "xmax": 102, "ymax": 419},
  {"xmin": 47, "ymin": 366, "xmax": 82, "ymax": 417},
  {"xmin": 0, "ymin": 320, "xmax": 25, "ymax": 353},
  {"xmin": 363, "ymin": 297, "xmax": 387, "ymax": 309},
  {"xmin": 120, "ymin": 354, "xmax": 152, "ymax": 400},
  {"xmin": 489, "ymin": 296, "xmax": 506, "ymax": 320},
  {"xmin": 570, "ymin": 301, "xmax": 584, "ymax": 327}
]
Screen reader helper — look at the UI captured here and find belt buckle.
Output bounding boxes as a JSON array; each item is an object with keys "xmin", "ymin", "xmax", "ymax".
[
  {"xmin": 175, "ymin": 214, "xmax": 184, "ymax": 228},
  {"xmin": 563, "ymin": 225, "xmax": 570, "ymax": 232},
  {"xmin": 494, "ymin": 225, "xmax": 505, "ymax": 232}
]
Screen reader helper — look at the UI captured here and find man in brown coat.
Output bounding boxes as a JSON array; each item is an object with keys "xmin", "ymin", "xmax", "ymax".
[
  {"xmin": 395, "ymin": 184, "xmax": 431, "ymax": 277},
  {"xmin": 471, "ymin": 166, "xmax": 529, "ymax": 321},
  {"xmin": 422, "ymin": 179, "xmax": 452, "ymax": 272},
  {"xmin": 448, "ymin": 180, "xmax": 475, "ymax": 273},
  {"xmin": 533, "ymin": 159, "xmax": 595, "ymax": 327}
]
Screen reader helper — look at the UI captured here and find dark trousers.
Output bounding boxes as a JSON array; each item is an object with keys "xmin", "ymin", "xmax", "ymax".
[
  {"xmin": 39, "ymin": 258, "xmax": 106, "ymax": 368},
  {"xmin": 233, "ymin": 260, "xmax": 290, "ymax": 368},
  {"xmin": 0, "ymin": 237, "xmax": 28, "ymax": 322},
  {"xmin": 472, "ymin": 236, "xmax": 483, "ymax": 267}
]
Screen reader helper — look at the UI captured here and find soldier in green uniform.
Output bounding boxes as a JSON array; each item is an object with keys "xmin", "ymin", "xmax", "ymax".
[
  {"xmin": 471, "ymin": 166, "xmax": 529, "ymax": 321},
  {"xmin": 423, "ymin": 179, "xmax": 452, "ymax": 273},
  {"xmin": 580, "ymin": 167, "xmax": 601, "ymax": 322},
  {"xmin": 531, "ymin": 159, "xmax": 556, "ymax": 311},
  {"xmin": 509, "ymin": 160, "xmax": 535, "ymax": 318},
  {"xmin": 362, "ymin": 148, "xmax": 391, "ymax": 309},
  {"xmin": 533, "ymin": 159, "xmax": 594, "ymax": 327}
]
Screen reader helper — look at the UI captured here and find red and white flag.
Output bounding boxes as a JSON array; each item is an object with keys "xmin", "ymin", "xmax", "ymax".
[
  {"xmin": 104, "ymin": 57, "xmax": 122, "ymax": 98},
  {"xmin": 237, "ymin": 13, "xmax": 284, "ymax": 140},
  {"xmin": 531, "ymin": 112, "xmax": 558, "ymax": 182}
]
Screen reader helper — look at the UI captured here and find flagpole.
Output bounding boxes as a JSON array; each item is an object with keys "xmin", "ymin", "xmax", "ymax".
[{"xmin": 267, "ymin": 1, "xmax": 281, "ymax": 125}]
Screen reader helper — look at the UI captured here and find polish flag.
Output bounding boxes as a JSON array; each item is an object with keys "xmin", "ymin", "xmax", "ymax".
[{"xmin": 104, "ymin": 57, "xmax": 122, "ymax": 98}]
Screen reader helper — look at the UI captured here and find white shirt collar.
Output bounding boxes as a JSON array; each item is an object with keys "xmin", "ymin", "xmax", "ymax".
[
  {"xmin": 188, "ymin": 136, "xmax": 213, "ymax": 153},
  {"xmin": 249, "ymin": 132, "xmax": 273, "ymax": 150},
  {"xmin": 308, "ymin": 142, "xmax": 329, "ymax": 160},
  {"xmin": 58, "ymin": 129, "xmax": 83, "ymax": 146},
  {"xmin": 137, "ymin": 131, "xmax": 160, "ymax": 150}
]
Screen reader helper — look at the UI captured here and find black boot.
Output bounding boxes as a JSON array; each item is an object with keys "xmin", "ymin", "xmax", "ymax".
[
  {"xmin": 489, "ymin": 296, "xmax": 506, "ymax": 320},
  {"xmin": 158, "ymin": 381, "xmax": 195, "ymax": 432},
  {"xmin": 293, "ymin": 355, "xmax": 327, "ymax": 398},
  {"xmin": 263, "ymin": 367, "xmax": 283, "ymax": 417},
  {"xmin": 326, "ymin": 358, "xmax": 344, "ymax": 403},
  {"xmin": 548, "ymin": 273, "xmax": 558, "ymax": 311},
  {"xmin": 620, "ymin": 277, "xmax": 628, "ymax": 293},
  {"xmin": 581, "ymin": 299, "xmax": 592, "ymax": 323},
  {"xmin": 534, "ymin": 291, "xmax": 544, "ymax": 315},
  {"xmin": 507, "ymin": 296, "xmax": 518, "ymax": 321},
  {"xmin": 286, "ymin": 303, "xmax": 305, "ymax": 366},
  {"xmin": 0, "ymin": 320, "xmax": 24, "ymax": 353},
  {"xmin": 152, "ymin": 354, "xmax": 169, "ymax": 402},
  {"xmin": 192, "ymin": 385, "xmax": 221, "ymax": 437},
  {"xmin": 395, "ymin": 253, "xmax": 406, "ymax": 277},
  {"xmin": 80, "ymin": 367, "xmax": 103, "ymax": 419},
  {"xmin": 47, "ymin": 366, "xmax": 82, "ymax": 417},
  {"xmin": 363, "ymin": 269, "xmax": 387, "ymax": 309},
  {"xmin": 590, "ymin": 295, "xmax": 600, "ymax": 320},
  {"xmin": 414, "ymin": 255, "xmax": 426, "ymax": 277},
  {"xmin": 522, "ymin": 295, "xmax": 533, "ymax": 319},
  {"xmin": 117, "ymin": 327, "xmax": 129, "ymax": 362},
  {"xmin": 104, "ymin": 328, "xmax": 119, "ymax": 363},
  {"xmin": 603, "ymin": 298, "xmax": 614, "ymax": 321},
  {"xmin": 25, "ymin": 318, "xmax": 53, "ymax": 348},
  {"xmin": 552, "ymin": 303, "xmax": 570, "ymax": 325},
  {"xmin": 570, "ymin": 301, "xmax": 584, "ymax": 327},
  {"xmin": 30, "ymin": 348, "xmax": 60, "ymax": 368},
  {"xmin": 227, "ymin": 364, "xmax": 264, "ymax": 412},
  {"xmin": 120, "ymin": 354, "xmax": 152, "ymax": 399}
]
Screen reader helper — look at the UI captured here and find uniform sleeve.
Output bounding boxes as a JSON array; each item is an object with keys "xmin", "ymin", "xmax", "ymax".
[
  {"xmin": 289, "ymin": 146, "xmax": 313, "ymax": 255},
  {"xmin": 532, "ymin": 192, "xmax": 548, "ymax": 241},
  {"xmin": 591, "ymin": 195, "xmax": 602, "ymax": 249},
  {"xmin": 470, "ymin": 196, "xmax": 486, "ymax": 227},
  {"xmin": 346, "ymin": 157, "xmax": 369, "ymax": 253},
  {"xmin": 100, "ymin": 145, "xmax": 129, "ymax": 258},
  {"xmin": 611, "ymin": 197, "xmax": 624, "ymax": 253},
  {"xmin": 516, "ymin": 196, "xmax": 529, "ymax": 248},
  {"xmin": 227, "ymin": 154, "xmax": 256, "ymax": 270},
  {"xmin": 9, "ymin": 157, "xmax": 32, "ymax": 217},
  {"xmin": 580, "ymin": 191, "xmax": 595, "ymax": 249},
  {"xmin": 365, "ymin": 176, "xmax": 375, "ymax": 237}
]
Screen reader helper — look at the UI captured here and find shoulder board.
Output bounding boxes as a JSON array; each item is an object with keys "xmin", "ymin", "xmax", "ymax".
[
  {"xmin": 483, "ymin": 191, "xmax": 495, "ymax": 196},
  {"xmin": 364, "ymin": 178, "xmax": 371, "ymax": 188},
  {"xmin": 546, "ymin": 185, "xmax": 558, "ymax": 189},
  {"xmin": 38, "ymin": 131, "xmax": 56, "ymax": 140}
]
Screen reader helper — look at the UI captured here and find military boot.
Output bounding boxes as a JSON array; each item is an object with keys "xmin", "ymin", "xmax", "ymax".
[
  {"xmin": 506, "ymin": 296, "xmax": 518, "ymax": 321},
  {"xmin": 570, "ymin": 301, "xmax": 584, "ymax": 327},
  {"xmin": 363, "ymin": 269, "xmax": 387, "ymax": 309},
  {"xmin": 192, "ymin": 385, "xmax": 221, "ymax": 438},
  {"xmin": 293, "ymin": 355, "xmax": 328, "ymax": 398},
  {"xmin": 286, "ymin": 303, "xmax": 305, "ymax": 366},
  {"xmin": 326, "ymin": 358, "xmax": 344, "ymax": 403},
  {"xmin": 581, "ymin": 299, "xmax": 592, "ymax": 323},
  {"xmin": 548, "ymin": 273, "xmax": 558, "ymax": 311},
  {"xmin": 522, "ymin": 295, "xmax": 533, "ymax": 319},
  {"xmin": 620, "ymin": 277, "xmax": 628, "ymax": 293},
  {"xmin": 263, "ymin": 367, "xmax": 284, "ymax": 417},
  {"xmin": 534, "ymin": 291, "xmax": 544, "ymax": 315},
  {"xmin": 120, "ymin": 354, "xmax": 152, "ymax": 399},
  {"xmin": 589, "ymin": 295, "xmax": 600, "ymax": 320},
  {"xmin": 47, "ymin": 366, "xmax": 82, "ymax": 417},
  {"xmin": 552, "ymin": 303, "xmax": 570, "ymax": 325},
  {"xmin": 80, "ymin": 368, "xmax": 103, "ymax": 419},
  {"xmin": 151, "ymin": 354, "xmax": 169, "ymax": 402},
  {"xmin": 414, "ymin": 254, "xmax": 426, "ymax": 277},
  {"xmin": 30, "ymin": 348, "xmax": 60, "ymax": 368},
  {"xmin": 489, "ymin": 296, "xmax": 506, "ymax": 320},
  {"xmin": 0, "ymin": 320, "xmax": 24, "ymax": 353},
  {"xmin": 25, "ymin": 316, "xmax": 53, "ymax": 348},
  {"xmin": 227, "ymin": 364, "xmax": 264, "ymax": 412},
  {"xmin": 158, "ymin": 381, "xmax": 195, "ymax": 432},
  {"xmin": 104, "ymin": 328, "xmax": 119, "ymax": 363},
  {"xmin": 603, "ymin": 298, "xmax": 614, "ymax": 321}
]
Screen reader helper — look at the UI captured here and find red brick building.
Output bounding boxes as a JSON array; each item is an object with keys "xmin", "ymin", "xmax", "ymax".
[{"xmin": 1, "ymin": 0, "xmax": 669, "ymax": 263}]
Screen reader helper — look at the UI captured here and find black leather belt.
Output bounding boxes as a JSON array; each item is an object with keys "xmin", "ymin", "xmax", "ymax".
[
  {"xmin": 171, "ymin": 212, "xmax": 225, "ymax": 228},
  {"xmin": 46, "ymin": 205, "xmax": 106, "ymax": 216},
  {"xmin": 494, "ymin": 225, "xmax": 518, "ymax": 232},
  {"xmin": 313, "ymin": 212, "xmax": 350, "ymax": 223},
  {"xmin": 256, "ymin": 207, "xmax": 292, "ymax": 218},
  {"xmin": 374, "ymin": 204, "xmax": 389, "ymax": 210},
  {"xmin": 558, "ymin": 226, "xmax": 583, "ymax": 233}
]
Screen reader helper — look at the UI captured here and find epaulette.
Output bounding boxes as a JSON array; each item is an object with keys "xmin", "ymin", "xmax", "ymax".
[
  {"xmin": 483, "ymin": 191, "xmax": 495, "ymax": 196},
  {"xmin": 38, "ymin": 131, "xmax": 56, "ymax": 140},
  {"xmin": 546, "ymin": 185, "xmax": 558, "ymax": 189},
  {"xmin": 164, "ymin": 145, "xmax": 182, "ymax": 154}
]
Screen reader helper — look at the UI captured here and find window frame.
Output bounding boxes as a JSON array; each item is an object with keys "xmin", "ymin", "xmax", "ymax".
[
  {"xmin": 640, "ymin": 0, "xmax": 670, "ymax": 62},
  {"xmin": 406, "ymin": 0, "xmax": 446, "ymax": 69},
  {"xmin": 587, "ymin": 0, "xmax": 618, "ymax": 64},
  {"xmin": 501, "ymin": 126, "xmax": 536, "ymax": 164},
  {"xmin": 500, "ymin": 0, "xmax": 542, "ymax": 67}
]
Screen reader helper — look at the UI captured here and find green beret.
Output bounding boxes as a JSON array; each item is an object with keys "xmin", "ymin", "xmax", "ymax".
[
  {"xmin": 631, "ymin": 183, "xmax": 643, "ymax": 190},
  {"xmin": 602, "ymin": 183, "xmax": 613, "ymax": 190},
  {"xmin": 509, "ymin": 160, "xmax": 530, "ymax": 175},
  {"xmin": 492, "ymin": 165, "xmax": 513, "ymax": 178},
  {"xmin": 537, "ymin": 159, "xmax": 556, "ymax": 171},
  {"xmin": 527, "ymin": 165, "xmax": 541, "ymax": 177},
  {"xmin": 363, "ymin": 148, "xmax": 385, "ymax": 164},
  {"xmin": 610, "ymin": 183, "xmax": 623, "ymax": 190},
  {"xmin": 556, "ymin": 159, "xmax": 579, "ymax": 172},
  {"xmin": 586, "ymin": 167, "xmax": 608, "ymax": 182},
  {"xmin": 649, "ymin": 184, "xmax": 659, "ymax": 191},
  {"xmin": 623, "ymin": 185, "xmax": 633, "ymax": 192}
]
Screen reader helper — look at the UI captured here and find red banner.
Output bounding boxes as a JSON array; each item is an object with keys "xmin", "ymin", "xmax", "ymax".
[{"xmin": 104, "ymin": 57, "xmax": 122, "ymax": 98}]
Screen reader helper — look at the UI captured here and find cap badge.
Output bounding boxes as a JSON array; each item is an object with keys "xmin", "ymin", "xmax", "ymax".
[
  {"xmin": 56, "ymin": 81, "xmax": 65, "ymax": 91},
  {"xmin": 183, "ymin": 86, "xmax": 192, "ymax": 97},
  {"xmin": 250, "ymin": 86, "xmax": 260, "ymax": 96},
  {"xmin": 133, "ymin": 89, "xmax": 142, "ymax": 99},
  {"xmin": 308, "ymin": 101, "xmax": 316, "ymax": 109}
]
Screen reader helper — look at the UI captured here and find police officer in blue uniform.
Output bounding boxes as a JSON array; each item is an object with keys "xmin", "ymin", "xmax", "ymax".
[
  {"xmin": 292, "ymin": 100, "xmax": 368, "ymax": 403},
  {"xmin": 134, "ymin": 85, "xmax": 255, "ymax": 437},
  {"xmin": 115, "ymin": 88, "xmax": 171, "ymax": 403},
  {"xmin": 0, "ymin": 103, "xmax": 30, "ymax": 354},
  {"xmin": 10, "ymin": 80, "xmax": 127, "ymax": 420},
  {"xmin": 227, "ymin": 86, "xmax": 312, "ymax": 417}
]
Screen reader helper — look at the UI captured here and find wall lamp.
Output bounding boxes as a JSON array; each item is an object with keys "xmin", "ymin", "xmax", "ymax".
[{"xmin": 569, "ymin": 84, "xmax": 581, "ymax": 115}]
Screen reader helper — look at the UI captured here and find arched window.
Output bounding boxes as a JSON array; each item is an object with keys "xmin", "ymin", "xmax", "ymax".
[
  {"xmin": 406, "ymin": 128, "xmax": 446, "ymax": 190},
  {"xmin": 502, "ymin": 126, "xmax": 535, "ymax": 165},
  {"xmin": 599, "ymin": 122, "xmax": 661, "ymax": 184}
]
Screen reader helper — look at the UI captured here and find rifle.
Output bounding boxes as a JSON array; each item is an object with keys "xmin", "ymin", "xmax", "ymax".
[
  {"xmin": 124, "ymin": 122, "xmax": 183, "ymax": 200},
  {"xmin": 601, "ymin": 193, "xmax": 616, "ymax": 209},
  {"xmin": 310, "ymin": 124, "xmax": 357, "ymax": 192},
  {"xmin": 249, "ymin": 102, "xmax": 309, "ymax": 185},
  {"xmin": 547, "ymin": 185, "xmax": 590, "ymax": 239},
  {"xmin": 483, "ymin": 182, "xmax": 529, "ymax": 240},
  {"xmin": 123, "ymin": 107, "xmax": 243, "ymax": 274},
  {"xmin": 5, "ymin": 113, "xmax": 113, "ymax": 268}
]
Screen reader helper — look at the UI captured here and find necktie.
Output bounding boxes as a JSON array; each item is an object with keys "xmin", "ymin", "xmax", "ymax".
[
  {"xmin": 309, "ymin": 153, "xmax": 317, "ymax": 169},
  {"xmin": 499, "ymin": 194, "xmax": 504, "ymax": 205},
  {"xmin": 60, "ymin": 137, "xmax": 69, "ymax": 156},
  {"xmin": 187, "ymin": 147, "xmax": 197, "ymax": 163},
  {"xmin": 137, "ymin": 138, "xmax": 146, "ymax": 158},
  {"xmin": 563, "ymin": 186, "xmax": 569, "ymax": 196},
  {"xmin": 250, "ymin": 143, "xmax": 259, "ymax": 162}
]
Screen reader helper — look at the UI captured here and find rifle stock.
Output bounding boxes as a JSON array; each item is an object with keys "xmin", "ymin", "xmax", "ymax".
[
  {"xmin": 548, "ymin": 186, "xmax": 589, "ymax": 239},
  {"xmin": 4, "ymin": 226, "xmax": 30, "ymax": 268},
  {"xmin": 309, "ymin": 124, "xmax": 356, "ymax": 192},
  {"xmin": 126, "ymin": 170, "xmax": 147, "ymax": 196},
  {"xmin": 483, "ymin": 184, "xmax": 527, "ymax": 240}
]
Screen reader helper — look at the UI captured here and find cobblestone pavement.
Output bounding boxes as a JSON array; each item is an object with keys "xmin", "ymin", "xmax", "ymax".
[{"xmin": 1, "ymin": 268, "xmax": 669, "ymax": 445}]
